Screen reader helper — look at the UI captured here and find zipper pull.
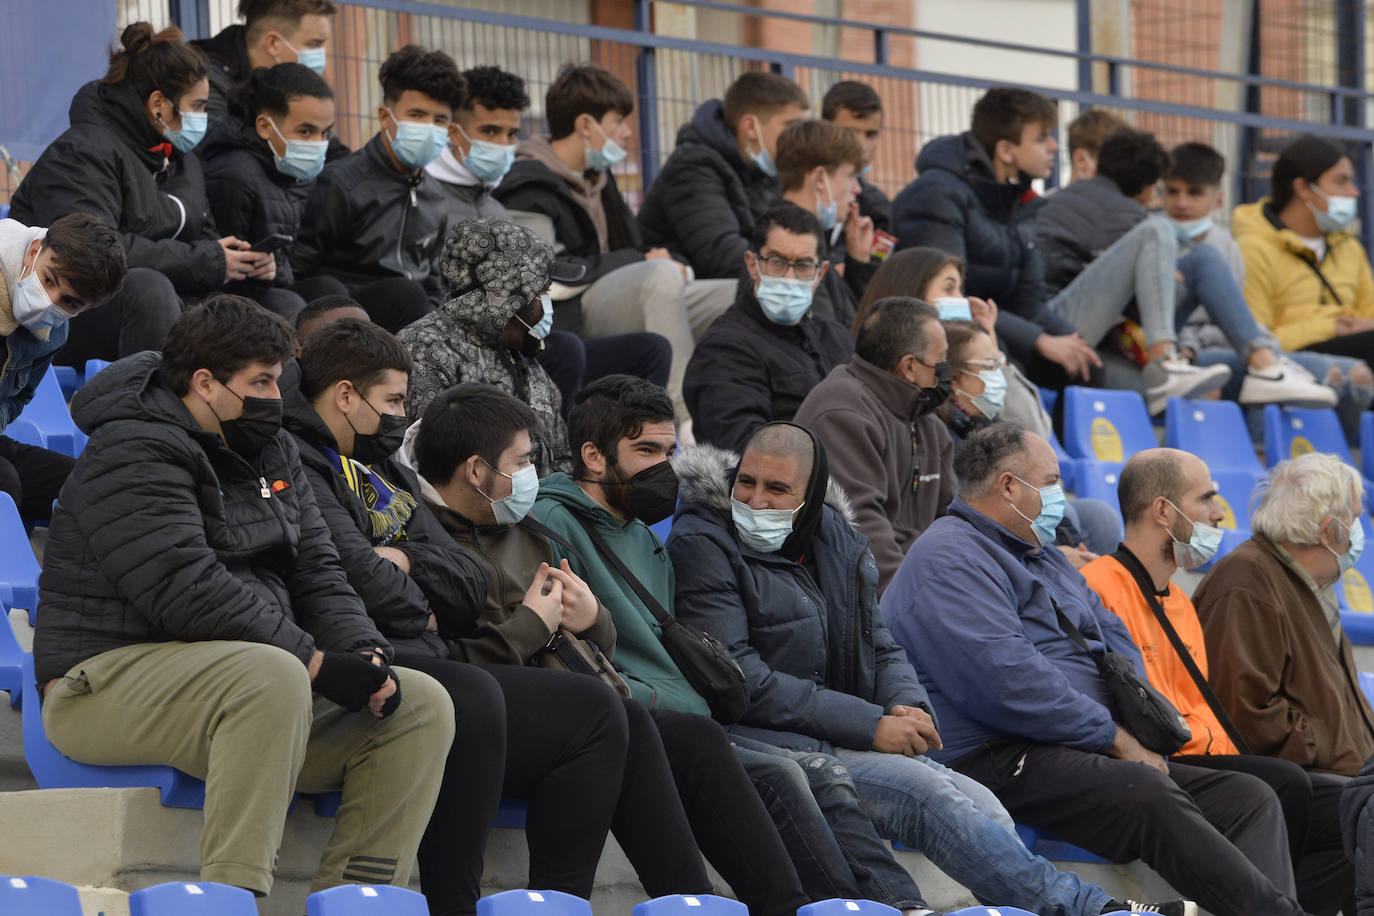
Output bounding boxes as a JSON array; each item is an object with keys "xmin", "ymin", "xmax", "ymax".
[
  {"xmin": 259, "ymin": 476, "xmax": 271, "ymax": 499},
  {"xmin": 409, "ymin": 186, "xmax": 417, "ymax": 208}
]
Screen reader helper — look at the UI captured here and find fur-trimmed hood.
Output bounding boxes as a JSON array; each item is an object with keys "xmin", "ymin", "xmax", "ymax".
[{"xmin": 672, "ymin": 443, "xmax": 856, "ymax": 527}]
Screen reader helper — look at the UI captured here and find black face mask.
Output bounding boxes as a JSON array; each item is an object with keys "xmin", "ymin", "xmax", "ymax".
[
  {"xmin": 914, "ymin": 359, "xmax": 952, "ymax": 418},
  {"xmin": 347, "ymin": 395, "xmax": 408, "ymax": 465},
  {"xmin": 607, "ymin": 460, "xmax": 680, "ymax": 524},
  {"xmin": 213, "ymin": 385, "xmax": 283, "ymax": 458}
]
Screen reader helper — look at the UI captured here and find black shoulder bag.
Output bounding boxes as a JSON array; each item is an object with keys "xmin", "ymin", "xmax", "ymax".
[{"xmin": 1052, "ymin": 597, "xmax": 1191, "ymax": 755}]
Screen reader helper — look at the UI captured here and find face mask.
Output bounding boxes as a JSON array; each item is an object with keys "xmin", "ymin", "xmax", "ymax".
[
  {"xmin": 610, "ymin": 461, "xmax": 680, "ymax": 524},
  {"xmin": 816, "ymin": 172, "xmax": 838, "ymax": 231},
  {"xmin": 755, "ymin": 276, "xmax": 813, "ymax": 325},
  {"xmin": 914, "ymin": 359, "xmax": 952, "ymax": 417},
  {"xmin": 279, "ymin": 37, "xmax": 327, "ymax": 75},
  {"xmin": 747, "ymin": 116, "xmax": 777, "ymax": 178},
  {"xmin": 346, "ymin": 393, "xmax": 408, "ymax": 465},
  {"xmin": 1165, "ymin": 499, "xmax": 1223, "ymax": 570},
  {"xmin": 1328, "ymin": 516, "xmax": 1365, "ymax": 575},
  {"xmin": 732, "ymin": 496, "xmax": 801, "ymax": 553},
  {"xmin": 479, "ymin": 461, "xmax": 539, "ymax": 525},
  {"xmin": 933, "ymin": 297, "xmax": 972, "ymax": 322},
  {"xmin": 455, "ymin": 122, "xmax": 516, "ymax": 183},
  {"xmin": 1007, "ymin": 474, "xmax": 1066, "ymax": 547},
  {"xmin": 518, "ymin": 293, "xmax": 554, "ymax": 340},
  {"xmin": 387, "ymin": 110, "xmax": 447, "ymax": 170},
  {"xmin": 1310, "ymin": 186, "xmax": 1359, "ymax": 233},
  {"xmin": 12, "ymin": 249, "xmax": 73, "ymax": 331},
  {"xmin": 213, "ymin": 384, "xmax": 283, "ymax": 458},
  {"xmin": 958, "ymin": 366, "xmax": 1006, "ymax": 419},
  {"xmin": 859, "ymin": 163, "xmax": 872, "ymax": 178},
  {"xmin": 1171, "ymin": 216, "xmax": 1212, "ymax": 243},
  {"xmin": 268, "ymin": 119, "xmax": 328, "ymax": 182},
  {"xmin": 585, "ymin": 121, "xmax": 628, "ymax": 173},
  {"xmin": 164, "ymin": 110, "xmax": 207, "ymax": 153}
]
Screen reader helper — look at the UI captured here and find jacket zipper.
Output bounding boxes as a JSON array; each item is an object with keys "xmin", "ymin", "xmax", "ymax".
[{"xmin": 397, "ymin": 181, "xmax": 415, "ymax": 280}]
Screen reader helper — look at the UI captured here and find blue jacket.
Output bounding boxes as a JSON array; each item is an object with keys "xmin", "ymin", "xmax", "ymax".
[
  {"xmin": 668, "ymin": 445, "xmax": 931, "ymax": 753},
  {"xmin": 881, "ymin": 496, "xmax": 1141, "ymax": 762},
  {"xmin": 0, "ymin": 218, "xmax": 66, "ymax": 432}
]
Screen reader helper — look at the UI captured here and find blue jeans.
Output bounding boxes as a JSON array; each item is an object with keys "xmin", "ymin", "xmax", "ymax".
[
  {"xmin": 1175, "ymin": 242, "xmax": 1277, "ymax": 360},
  {"xmin": 1048, "ymin": 217, "xmax": 1178, "ymax": 348},
  {"xmin": 731, "ymin": 736, "xmax": 928, "ymax": 910},
  {"xmin": 1196, "ymin": 347, "xmax": 1373, "ymax": 444},
  {"xmin": 1058, "ymin": 498, "xmax": 1123, "ymax": 556},
  {"xmin": 832, "ymin": 748, "xmax": 1113, "ymax": 916}
]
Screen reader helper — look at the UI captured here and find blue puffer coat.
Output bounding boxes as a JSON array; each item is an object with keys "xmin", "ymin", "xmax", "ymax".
[{"xmin": 666, "ymin": 444, "xmax": 931, "ymax": 753}]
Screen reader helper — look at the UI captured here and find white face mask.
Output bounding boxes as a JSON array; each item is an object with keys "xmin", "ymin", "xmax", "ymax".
[
  {"xmin": 479, "ymin": 460, "xmax": 539, "ymax": 525},
  {"xmin": 12, "ymin": 246, "xmax": 74, "ymax": 331}
]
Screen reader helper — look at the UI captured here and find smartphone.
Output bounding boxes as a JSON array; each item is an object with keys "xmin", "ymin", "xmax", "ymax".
[{"xmin": 250, "ymin": 233, "xmax": 293, "ymax": 254}]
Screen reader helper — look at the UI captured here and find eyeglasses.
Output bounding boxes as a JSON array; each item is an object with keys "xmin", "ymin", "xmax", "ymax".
[
  {"xmin": 960, "ymin": 355, "xmax": 1007, "ymax": 372},
  {"xmin": 755, "ymin": 253, "xmax": 821, "ymax": 281}
]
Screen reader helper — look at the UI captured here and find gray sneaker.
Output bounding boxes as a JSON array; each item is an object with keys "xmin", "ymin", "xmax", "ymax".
[
  {"xmin": 1239, "ymin": 356, "xmax": 1339, "ymax": 408},
  {"xmin": 1143, "ymin": 354, "xmax": 1231, "ymax": 415}
]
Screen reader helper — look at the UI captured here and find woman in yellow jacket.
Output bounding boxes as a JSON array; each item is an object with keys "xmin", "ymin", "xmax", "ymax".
[{"xmin": 1235, "ymin": 135, "xmax": 1374, "ymax": 361}]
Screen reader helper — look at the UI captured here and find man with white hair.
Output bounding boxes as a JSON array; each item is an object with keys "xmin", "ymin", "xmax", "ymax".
[{"xmin": 1194, "ymin": 452, "xmax": 1374, "ymax": 777}]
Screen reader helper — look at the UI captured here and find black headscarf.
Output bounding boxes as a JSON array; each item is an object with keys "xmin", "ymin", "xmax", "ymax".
[{"xmin": 733, "ymin": 421, "xmax": 830, "ymax": 562}]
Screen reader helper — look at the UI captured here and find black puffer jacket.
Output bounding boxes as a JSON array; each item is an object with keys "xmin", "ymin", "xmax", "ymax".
[
  {"xmin": 857, "ymin": 177, "xmax": 892, "ymax": 235},
  {"xmin": 637, "ymin": 99, "xmax": 780, "ymax": 279},
  {"xmin": 192, "ymin": 24, "xmax": 251, "ymax": 123},
  {"xmin": 279, "ymin": 362, "xmax": 488, "ymax": 660},
  {"xmin": 891, "ymin": 132, "xmax": 1073, "ymax": 364},
  {"xmin": 1035, "ymin": 175, "xmax": 1148, "ymax": 297},
  {"xmin": 10, "ymin": 80, "xmax": 226, "ymax": 294},
  {"xmin": 291, "ymin": 133, "xmax": 449, "ymax": 300},
  {"xmin": 33, "ymin": 352, "xmax": 385, "ymax": 683},
  {"xmin": 683, "ymin": 274, "xmax": 855, "ymax": 453},
  {"xmin": 200, "ymin": 116, "xmax": 313, "ymax": 295}
]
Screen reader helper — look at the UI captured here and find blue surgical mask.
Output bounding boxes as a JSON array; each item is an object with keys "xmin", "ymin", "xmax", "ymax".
[
  {"xmin": 934, "ymin": 297, "xmax": 972, "ymax": 322},
  {"xmin": 1171, "ymin": 216, "xmax": 1213, "ymax": 243},
  {"xmin": 859, "ymin": 163, "xmax": 872, "ymax": 178},
  {"xmin": 755, "ymin": 276, "xmax": 813, "ymax": 325},
  {"xmin": 268, "ymin": 119, "xmax": 327, "ymax": 182},
  {"xmin": 959, "ymin": 367, "xmax": 1006, "ymax": 420},
  {"xmin": 12, "ymin": 248, "xmax": 73, "ymax": 331},
  {"xmin": 1329, "ymin": 516, "xmax": 1365, "ymax": 575},
  {"xmin": 455, "ymin": 122, "xmax": 515, "ymax": 183},
  {"xmin": 1165, "ymin": 499, "xmax": 1224, "ymax": 570},
  {"xmin": 1008, "ymin": 475, "xmax": 1066, "ymax": 547},
  {"xmin": 518, "ymin": 293, "xmax": 554, "ymax": 340},
  {"xmin": 480, "ymin": 461, "xmax": 539, "ymax": 525},
  {"xmin": 1311, "ymin": 186, "xmax": 1359, "ymax": 234},
  {"xmin": 279, "ymin": 37, "xmax": 327, "ymax": 75},
  {"xmin": 164, "ymin": 110, "xmax": 207, "ymax": 153},
  {"xmin": 387, "ymin": 110, "xmax": 447, "ymax": 170},
  {"xmin": 816, "ymin": 172, "xmax": 838, "ymax": 231},
  {"xmin": 732, "ymin": 497, "xmax": 802, "ymax": 553},
  {"xmin": 585, "ymin": 121, "xmax": 627, "ymax": 173},
  {"xmin": 747, "ymin": 116, "xmax": 777, "ymax": 178}
]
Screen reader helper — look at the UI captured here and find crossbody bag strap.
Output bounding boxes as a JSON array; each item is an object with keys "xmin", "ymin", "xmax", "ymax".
[
  {"xmin": 517, "ymin": 515, "xmax": 591, "ymax": 569},
  {"xmin": 1049, "ymin": 597, "xmax": 1092, "ymax": 652},
  {"xmin": 568, "ymin": 514, "xmax": 675, "ymax": 628},
  {"xmin": 1297, "ymin": 250, "xmax": 1345, "ymax": 307}
]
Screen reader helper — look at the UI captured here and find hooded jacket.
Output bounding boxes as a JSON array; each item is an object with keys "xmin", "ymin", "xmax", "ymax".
[
  {"xmin": 33, "ymin": 352, "xmax": 385, "ymax": 683},
  {"xmin": 683, "ymin": 277, "xmax": 855, "ymax": 454},
  {"xmin": 200, "ymin": 116, "xmax": 313, "ymax": 295},
  {"xmin": 1035, "ymin": 175, "xmax": 1148, "ymax": 297},
  {"xmin": 0, "ymin": 219, "xmax": 65, "ymax": 433},
  {"xmin": 793, "ymin": 357, "xmax": 955, "ymax": 593},
  {"xmin": 530, "ymin": 472, "xmax": 711, "ymax": 716},
  {"xmin": 890, "ymin": 133, "xmax": 1073, "ymax": 364},
  {"xmin": 667, "ymin": 444, "xmax": 931, "ymax": 753},
  {"xmin": 10, "ymin": 80, "xmax": 227, "ymax": 294},
  {"xmin": 396, "ymin": 218, "xmax": 572, "ymax": 476},
  {"xmin": 426, "ymin": 148, "xmax": 511, "ymax": 224},
  {"xmin": 1233, "ymin": 199, "xmax": 1374, "ymax": 351},
  {"xmin": 636, "ymin": 99, "xmax": 781, "ymax": 278},
  {"xmin": 192, "ymin": 24, "xmax": 251, "ymax": 123},
  {"xmin": 279, "ymin": 361, "xmax": 487, "ymax": 660}
]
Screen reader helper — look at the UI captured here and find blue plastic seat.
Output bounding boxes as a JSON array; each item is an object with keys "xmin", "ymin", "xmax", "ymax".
[
  {"xmin": 632, "ymin": 895, "xmax": 746, "ymax": 916},
  {"xmin": 0, "ymin": 492, "xmax": 40, "ymax": 618},
  {"xmin": 1362, "ymin": 413, "xmax": 1374, "ymax": 482},
  {"xmin": 1061, "ymin": 387, "xmax": 1155, "ymax": 464},
  {"xmin": 0, "ymin": 600, "xmax": 24, "ymax": 709},
  {"xmin": 307, "ymin": 884, "xmax": 429, "ymax": 915},
  {"xmin": 0, "ymin": 875, "xmax": 83, "ymax": 914},
  {"xmin": 1165, "ymin": 397, "xmax": 1263, "ymax": 473},
  {"xmin": 1262, "ymin": 405, "xmax": 1352, "ymax": 466},
  {"xmin": 946, "ymin": 909, "xmax": 1036, "ymax": 916},
  {"xmin": 1360, "ymin": 672, "xmax": 1374, "ymax": 710},
  {"xmin": 15, "ymin": 366, "xmax": 86, "ymax": 457},
  {"xmin": 51, "ymin": 365, "xmax": 81, "ymax": 400},
  {"xmin": 798, "ymin": 900, "xmax": 900, "ymax": 916},
  {"xmin": 1048, "ymin": 428, "xmax": 1081, "ymax": 493},
  {"xmin": 1210, "ymin": 469, "xmax": 1263, "ymax": 531},
  {"xmin": 1337, "ymin": 519, "xmax": 1374, "ymax": 642},
  {"xmin": 129, "ymin": 881, "xmax": 255, "ymax": 915},
  {"xmin": 1014, "ymin": 823, "xmax": 1108, "ymax": 863},
  {"xmin": 479, "ymin": 889, "xmax": 592, "ymax": 916},
  {"xmin": 5, "ymin": 417, "xmax": 45, "ymax": 448},
  {"xmin": 1073, "ymin": 462, "xmax": 1122, "ymax": 507},
  {"xmin": 85, "ymin": 358, "xmax": 112, "ymax": 381}
]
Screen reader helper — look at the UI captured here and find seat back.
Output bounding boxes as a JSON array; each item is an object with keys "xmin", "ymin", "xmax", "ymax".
[
  {"xmin": 0, "ymin": 875, "xmax": 83, "ymax": 914},
  {"xmin": 632, "ymin": 895, "xmax": 748, "ymax": 916},
  {"xmin": 306, "ymin": 884, "xmax": 429, "ymax": 915},
  {"xmin": 1165, "ymin": 397, "xmax": 1262, "ymax": 473},
  {"xmin": 0, "ymin": 492, "xmax": 40, "ymax": 617},
  {"xmin": 797, "ymin": 900, "xmax": 901, "ymax": 916},
  {"xmin": 1061, "ymin": 387, "xmax": 1155, "ymax": 463},
  {"xmin": 478, "ymin": 889, "xmax": 593, "ymax": 916},
  {"xmin": 1262, "ymin": 405, "xmax": 1352, "ymax": 467},
  {"xmin": 129, "ymin": 882, "xmax": 256, "ymax": 915},
  {"xmin": 1210, "ymin": 470, "xmax": 1263, "ymax": 531},
  {"xmin": 945, "ymin": 909, "xmax": 1038, "ymax": 916},
  {"xmin": 1074, "ymin": 462, "xmax": 1122, "ymax": 507},
  {"xmin": 16, "ymin": 366, "xmax": 86, "ymax": 457}
]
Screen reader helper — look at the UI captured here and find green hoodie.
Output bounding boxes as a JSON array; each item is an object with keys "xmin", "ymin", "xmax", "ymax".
[{"xmin": 531, "ymin": 472, "xmax": 710, "ymax": 716}]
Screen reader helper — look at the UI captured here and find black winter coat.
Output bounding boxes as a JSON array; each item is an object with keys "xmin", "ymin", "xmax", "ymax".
[
  {"xmin": 857, "ymin": 177, "xmax": 892, "ymax": 235},
  {"xmin": 33, "ymin": 353, "xmax": 385, "ymax": 683},
  {"xmin": 813, "ymin": 232, "xmax": 877, "ymax": 328},
  {"xmin": 1035, "ymin": 175, "xmax": 1148, "ymax": 297},
  {"xmin": 291, "ymin": 134, "xmax": 450, "ymax": 301},
  {"xmin": 891, "ymin": 132, "xmax": 1073, "ymax": 365},
  {"xmin": 200, "ymin": 116, "xmax": 313, "ymax": 295},
  {"xmin": 279, "ymin": 363, "xmax": 488, "ymax": 660},
  {"xmin": 10, "ymin": 80, "xmax": 226, "ymax": 295},
  {"xmin": 683, "ymin": 275, "xmax": 855, "ymax": 453},
  {"xmin": 637, "ymin": 99, "xmax": 780, "ymax": 279}
]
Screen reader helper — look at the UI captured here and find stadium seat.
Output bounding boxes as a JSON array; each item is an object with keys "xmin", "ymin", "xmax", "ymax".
[
  {"xmin": 945, "ymin": 909, "xmax": 1036, "ymax": 916},
  {"xmin": 1337, "ymin": 519, "xmax": 1374, "ymax": 644},
  {"xmin": 798, "ymin": 900, "xmax": 901, "ymax": 916},
  {"xmin": 0, "ymin": 205, "xmax": 8, "ymax": 220},
  {"xmin": 1262, "ymin": 405, "xmax": 1352, "ymax": 467},
  {"xmin": 1014, "ymin": 823, "xmax": 1108, "ymax": 864},
  {"xmin": 1164, "ymin": 397, "xmax": 1263, "ymax": 473},
  {"xmin": 1210, "ymin": 469, "xmax": 1263, "ymax": 531},
  {"xmin": 0, "ymin": 875, "xmax": 83, "ymax": 914},
  {"xmin": 1073, "ymin": 462, "xmax": 1121, "ymax": 507},
  {"xmin": 1061, "ymin": 387, "xmax": 1155, "ymax": 464},
  {"xmin": 1049, "ymin": 429, "xmax": 1081, "ymax": 493},
  {"xmin": 5, "ymin": 416, "xmax": 45, "ymax": 448},
  {"xmin": 1038, "ymin": 385, "xmax": 1058, "ymax": 416},
  {"xmin": 479, "ymin": 889, "xmax": 592, "ymax": 916},
  {"xmin": 0, "ymin": 492, "xmax": 40, "ymax": 618},
  {"xmin": 0, "ymin": 606, "xmax": 24, "ymax": 708},
  {"xmin": 50, "ymin": 365, "xmax": 80, "ymax": 400},
  {"xmin": 1361, "ymin": 413, "xmax": 1374, "ymax": 482},
  {"xmin": 16, "ymin": 366, "xmax": 86, "ymax": 457},
  {"xmin": 129, "ymin": 881, "xmax": 255, "ymax": 915},
  {"xmin": 85, "ymin": 358, "xmax": 112, "ymax": 380},
  {"xmin": 1360, "ymin": 672, "xmax": 1374, "ymax": 711},
  {"xmin": 633, "ymin": 895, "xmax": 747, "ymax": 916},
  {"xmin": 307, "ymin": 884, "xmax": 429, "ymax": 915}
]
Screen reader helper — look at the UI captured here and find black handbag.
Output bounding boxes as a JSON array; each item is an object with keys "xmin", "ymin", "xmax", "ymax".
[{"xmin": 1052, "ymin": 598, "xmax": 1191, "ymax": 756}]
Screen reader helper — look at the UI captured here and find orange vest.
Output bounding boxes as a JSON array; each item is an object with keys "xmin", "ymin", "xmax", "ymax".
[{"xmin": 1082, "ymin": 555, "xmax": 1239, "ymax": 757}]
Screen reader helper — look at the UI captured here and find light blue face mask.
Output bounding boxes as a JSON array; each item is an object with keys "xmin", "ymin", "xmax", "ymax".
[
  {"xmin": 859, "ymin": 163, "xmax": 872, "ymax": 178},
  {"xmin": 1171, "ymin": 216, "xmax": 1213, "ymax": 243},
  {"xmin": 1008, "ymin": 474, "xmax": 1066, "ymax": 547},
  {"xmin": 387, "ymin": 110, "xmax": 447, "ymax": 170},
  {"xmin": 455, "ymin": 122, "xmax": 516, "ymax": 183},
  {"xmin": 1329, "ymin": 516, "xmax": 1366, "ymax": 575},
  {"xmin": 747, "ymin": 116, "xmax": 777, "ymax": 178},
  {"xmin": 732, "ymin": 497, "xmax": 802, "ymax": 553},
  {"xmin": 164, "ymin": 110, "xmax": 207, "ymax": 153},
  {"xmin": 518, "ymin": 293, "xmax": 554, "ymax": 340},
  {"xmin": 816, "ymin": 172, "xmax": 838, "ymax": 231},
  {"xmin": 1165, "ymin": 499, "xmax": 1223, "ymax": 570},
  {"xmin": 958, "ymin": 367, "xmax": 1007, "ymax": 420},
  {"xmin": 480, "ymin": 461, "xmax": 539, "ymax": 525},
  {"xmin": 934, "ymin": 297, "xmax": 972, "ymax": 322},
  {"xmin": 585, "ymin": 121, "xmax": 628, "ymax": 173},
  {"xmin": 1311, "ymin": 186, "xmax": 1359, "ymax": 234},
  {"xmin": 280, "ymin": 37, "xmax": 327, "ymax": 75},
  {"xmin": 756, "ymin": 275, "xmax": 813, "ymax": 325},
  {"xmin": 268, "ymin": 119, "xmax": 328, "ymax": 182}
]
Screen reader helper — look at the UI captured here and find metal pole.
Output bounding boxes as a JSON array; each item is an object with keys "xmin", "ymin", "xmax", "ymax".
[
  {"xmin": 634, "ymin": 0, "xmax": 662, "ymax": 189},
  {"xmin": 170, "ymin": 0, "xmax": 212, "ymax": 39},
  {"xmin": 1236, "ymin": 0, "xmax": 1262, "ymax": 206},
  {"xmin": 874, "ymin": 28, "xmax": 888, "ymax": 66},
  {"xmin": 1076, "ymin": 0, "xmax": 1092, "ymax": 96},
  {"xmin": 1335, "ymin": 0, "xmax": 1371, "ymax": 252}
]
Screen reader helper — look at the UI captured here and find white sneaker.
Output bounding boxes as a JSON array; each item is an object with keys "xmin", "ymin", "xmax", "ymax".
[
  {"xmin": 1239, "ymin": 356, "xmax": 1339, "ymax": 408},
  {"xmin": 1143, "ymin": 354, "xmax": 1232, "ymax": 415}
]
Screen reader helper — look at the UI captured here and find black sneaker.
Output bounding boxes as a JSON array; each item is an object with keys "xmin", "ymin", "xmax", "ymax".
[{"xmin": 1102, "ymin": 900, "xmax": 1198, "ymax": 916}]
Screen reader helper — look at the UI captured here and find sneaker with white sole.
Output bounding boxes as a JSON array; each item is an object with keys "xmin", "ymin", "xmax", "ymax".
[
  {"xmin": 1143, "ymin": 354, "xmax": 1232, "ymax": 415},
  {"xmin": 1239, "ymin": 356, "xmax": 1339, "ymax": 408},
  {"xmin": 1102, "ymin": 900, "xmax": 1198, "ymax": 915}
]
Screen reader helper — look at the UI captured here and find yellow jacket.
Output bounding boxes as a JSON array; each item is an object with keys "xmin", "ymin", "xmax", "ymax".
[{"xmin": 1233, "ymin": 198, "xmax": 1374, "ymax": 350}]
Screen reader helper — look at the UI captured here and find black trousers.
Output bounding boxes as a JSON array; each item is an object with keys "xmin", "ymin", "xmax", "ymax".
[
  {"xmin": 0, "ymin": 435, "xmax": 73, "ymax": 528},
  {"xmin": 295, "ymin": 276, "xmax": 436, "ymax": 334},
  {"xmin": 1177, "ymin": 754, "xmax": 1354, "ymax": 916},
  {"xmin": 541, "ymin": 331, "xmax": 673, "ymax": 414},
  {"xmin": 56, "ymin": 267, "xmax": 183, "ymax": 366},
  {"xmin": 953, "ymin": 741, "xmax": 1307, "ymax": 916},
  {"xmin": 1303, "ymin": 329, "xmax": 1374, "ymax": 362}
]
